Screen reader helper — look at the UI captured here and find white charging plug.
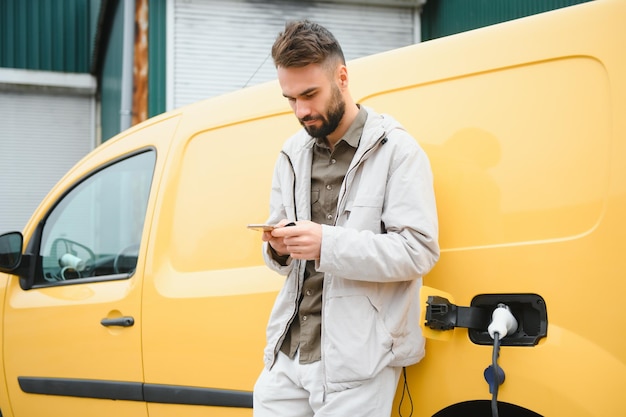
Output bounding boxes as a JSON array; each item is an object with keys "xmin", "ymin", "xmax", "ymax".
[{"xmin": 487, "ymin": 303, "xmax": 518, "ymax": 340}]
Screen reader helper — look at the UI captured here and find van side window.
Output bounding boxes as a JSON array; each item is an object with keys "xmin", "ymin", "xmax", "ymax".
[{"xmin": 36, "ymin": 151, "xmax": 155, "ymax": 285}]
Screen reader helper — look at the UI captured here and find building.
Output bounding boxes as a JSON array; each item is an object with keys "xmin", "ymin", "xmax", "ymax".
[{"xmin": 0, "ymin": 0, "xmax": 592, "ymax": 231}]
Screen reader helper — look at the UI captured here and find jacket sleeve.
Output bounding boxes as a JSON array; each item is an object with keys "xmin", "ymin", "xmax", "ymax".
[
  {"xmin": 262, "ymin": 152, "xmax": 295, "ymax": 275},
  {"xmin": 318, "ymin": 133, "xmax": 440, "ymax": 282}
]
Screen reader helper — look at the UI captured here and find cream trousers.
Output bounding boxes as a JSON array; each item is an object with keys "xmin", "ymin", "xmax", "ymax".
[{"xmin": 253, "ymin": 351, "xmax": 402, "ymax": 417}]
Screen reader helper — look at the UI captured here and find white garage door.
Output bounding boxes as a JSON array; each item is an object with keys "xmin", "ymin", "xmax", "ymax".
[
  {"xmin": 0, "ymin": 78, "xmax": 95, "ymax": 233},
  {"xmin": 169, "ymin": 0, "xmax": 420, "ymax": 109}
]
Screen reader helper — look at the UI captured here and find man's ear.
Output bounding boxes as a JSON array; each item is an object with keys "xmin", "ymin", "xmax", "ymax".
[{"xmin": 338, "ymin": 65, "xmax": 348, "ymax": 88}]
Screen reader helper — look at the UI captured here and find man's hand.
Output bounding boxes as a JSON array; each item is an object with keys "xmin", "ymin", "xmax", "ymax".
[
  {"xmin": 262, "ymin": 219, "xmax": 291, "ymax": 256},
  {"xmin": 264, "ymin": 220, "xmax": 322, "ymax": 260}
]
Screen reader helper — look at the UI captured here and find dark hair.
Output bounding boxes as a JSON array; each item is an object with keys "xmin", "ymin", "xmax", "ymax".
[{"xmin": 271, "ymin": 20, "xmax": 346, "ymax": 70}]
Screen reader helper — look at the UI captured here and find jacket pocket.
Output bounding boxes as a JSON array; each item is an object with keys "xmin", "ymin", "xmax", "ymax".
[
  {"xmin": 324, "ymin": 293, "xmax": 393, "ymax": 384},
  {"xmin": 344, "ymin": 197, "xmax": 383, "ymax": 233}
]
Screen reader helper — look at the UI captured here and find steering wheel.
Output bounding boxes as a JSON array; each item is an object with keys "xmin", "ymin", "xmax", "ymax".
[
  {"xmin": 60, "ymin": 266, "xmax": 81, "ymax": 280},
  {"xmin": 113, "ymin": 244, "xmax": 140, "ymax": 274}
]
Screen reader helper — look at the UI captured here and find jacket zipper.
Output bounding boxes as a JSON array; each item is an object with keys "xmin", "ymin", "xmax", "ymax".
[
  {"xmin": 280, "ymin": 150, "xmax": 298, "ymax": 221},
  {"xmin": 273, "ymin": 151, "xmax": 302, "ymax": 360}
]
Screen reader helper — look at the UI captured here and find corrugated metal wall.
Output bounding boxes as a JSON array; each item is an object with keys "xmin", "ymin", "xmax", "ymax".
[
  {"xmin": 97, "ymin": 0, "xmax": 166, "ymax": 139},
  {"xmin": 100, "ymin": 0, "xmax": 125, "ymax": 142},
  {"xmin": 169, "ymin": 0, "xmax": 417, "ymax": 110},
  {"xmin": 0, "ymin": 0, "xmax": 94, "ymax": 72},
  {"xmin": 421, "ymin": 0, "xmax": 594, "ymax": 41},
  {"xmin": 148, "ymin": 0, "xmax": 166, "ymax": 118},
  {"xmin": 0, "ymin": 89, "xmax": 95, "ymax": 232}
]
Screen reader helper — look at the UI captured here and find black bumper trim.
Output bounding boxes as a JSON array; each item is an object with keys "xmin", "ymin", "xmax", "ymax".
[{"xmin": 18, "ymin": 377, "xmax": 253, "ymax": 408}]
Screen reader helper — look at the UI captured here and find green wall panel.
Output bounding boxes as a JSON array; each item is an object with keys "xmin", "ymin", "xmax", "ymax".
[
  {"xmin": 0, "ymin": 0, "xmax": 93, "ymax": 72},
  {"xmin": 100, "ymin": 0, "xmax": 124, "ymax": 142},
  {"xmin": 421, "ymin": 0, "xmax": 594, "ymax": 41},
  {"xmin": 148, "ymin": 0, "xmax": 166, "ymax": 118}
]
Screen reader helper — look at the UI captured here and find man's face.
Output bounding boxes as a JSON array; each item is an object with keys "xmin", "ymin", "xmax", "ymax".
[{"xmin": 277, "ymin": 63, "xmax": 346, "ymax": 139}]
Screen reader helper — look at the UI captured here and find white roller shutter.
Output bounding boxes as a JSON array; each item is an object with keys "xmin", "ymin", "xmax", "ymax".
[
  {"xmin": 0, "ymin": 71, "xmax": 96, "ymax": 233},
  {"xmin": 169, "ymin": 0, "xmax": 417, "ymax": 109}
]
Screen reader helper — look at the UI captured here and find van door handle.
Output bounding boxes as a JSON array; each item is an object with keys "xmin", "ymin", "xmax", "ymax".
[{"xmin": 101, "ymin": 316, "xmax": 135, "ymax": 327}]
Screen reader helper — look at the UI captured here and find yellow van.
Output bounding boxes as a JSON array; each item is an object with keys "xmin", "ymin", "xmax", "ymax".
[{"xmin": 0, "ymin": 0, "xmax": 624, "ymax": 416}]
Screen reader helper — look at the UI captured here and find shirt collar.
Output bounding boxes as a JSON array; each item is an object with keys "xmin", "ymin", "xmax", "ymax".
[{"xmin": 315, "ymin": 105, "xmax": 367, "ymax": 149}]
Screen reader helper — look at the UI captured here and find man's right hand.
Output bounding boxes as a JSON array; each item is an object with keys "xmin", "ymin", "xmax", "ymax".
[
  {"xmin": 263, "ymin": 219, "xmax": 293, "ymax": 256},
  {"xmin": 269, "ymin": 220, "xmax": 322, "ymax": 260}
]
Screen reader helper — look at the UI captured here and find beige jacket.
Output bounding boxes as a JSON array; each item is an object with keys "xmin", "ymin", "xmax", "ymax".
[{"xmin": 262, "ymin": 106, "xmax": 440, "ymax": 392}]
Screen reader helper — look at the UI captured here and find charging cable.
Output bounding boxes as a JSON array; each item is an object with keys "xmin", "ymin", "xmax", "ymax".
[{"xmin": 485, "ymin": 304, "xmax": 518, "ymax": 417}]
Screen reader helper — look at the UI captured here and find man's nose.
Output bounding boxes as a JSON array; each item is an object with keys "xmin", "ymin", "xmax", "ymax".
[{"xmin": 294, "ymin": 100, "xmax": 311, "ymax": 119}]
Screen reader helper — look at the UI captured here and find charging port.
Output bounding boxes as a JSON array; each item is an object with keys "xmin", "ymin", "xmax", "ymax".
[
  {"xmin": 469, "ymin": 294, "xmax": 547, "ymax": 346},
  {"xmin": 424, "ymin": 293, "xmax": 547, "ymax": 347}
]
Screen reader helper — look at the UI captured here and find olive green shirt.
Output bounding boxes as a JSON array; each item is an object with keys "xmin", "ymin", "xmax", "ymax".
[{"xmin": 280, "ymin": 106, "xmax": 367, "ymax": 363}]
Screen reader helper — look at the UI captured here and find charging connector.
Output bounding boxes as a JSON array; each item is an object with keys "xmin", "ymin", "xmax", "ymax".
[
  {"xmin": 488, "ymin": 303, "xmax": 518, "ymax": 340},
  {"xmin": 485, "ymin": 303, "xmax": 519, "ymax": 417}
]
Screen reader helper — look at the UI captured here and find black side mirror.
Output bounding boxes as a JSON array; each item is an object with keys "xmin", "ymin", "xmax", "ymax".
[{"xmin": 0, "ymin": 231, "xmax": 23, "ymax": 272}]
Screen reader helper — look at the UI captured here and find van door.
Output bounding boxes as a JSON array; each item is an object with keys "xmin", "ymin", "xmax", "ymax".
[
  {"xmin": 140, "ymin": 110, "xmax": 296, "ymax": 416},
  {"xmin": 2, "ymin": 150, "xmax": 155, "ymax": 417}
]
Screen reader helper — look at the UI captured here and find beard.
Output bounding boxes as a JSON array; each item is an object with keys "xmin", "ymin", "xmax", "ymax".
[{"xmin": 299, "ymin": 84, "xmax": 345, "ymax": 140}]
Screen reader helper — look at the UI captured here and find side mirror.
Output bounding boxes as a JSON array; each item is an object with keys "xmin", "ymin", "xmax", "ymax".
[{"xmin": 0, "ymin": 231, "xmax": 24, "ymax": 272}]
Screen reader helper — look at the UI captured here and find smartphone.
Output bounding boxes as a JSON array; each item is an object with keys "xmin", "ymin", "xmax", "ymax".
[
  {"xmin": 246, "ymin": 222, "xmax": 295, "ymax": 232},
  {"xmin": 247, "ymin": 223, "xmax": 276, "ymax": 232}
]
